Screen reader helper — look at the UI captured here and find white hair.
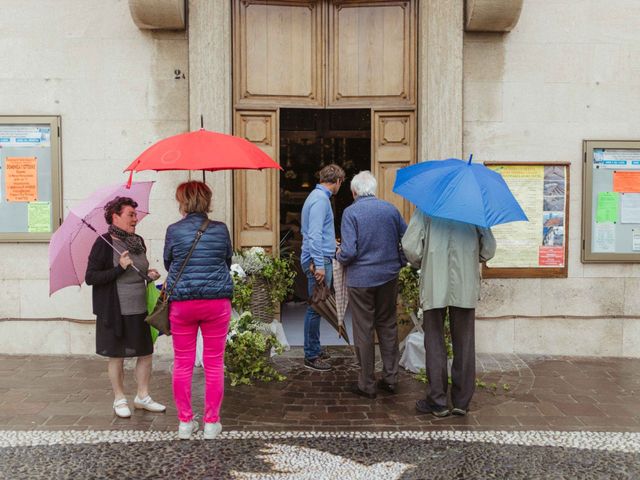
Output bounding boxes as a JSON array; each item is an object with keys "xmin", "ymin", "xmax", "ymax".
[{"xmin": 350, "ymin": 170, "xmax": 377, "ymax": 197}]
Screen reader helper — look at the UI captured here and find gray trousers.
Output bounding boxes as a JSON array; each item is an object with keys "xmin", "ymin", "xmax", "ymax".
[
  {"xmin": 348, "ymin": 277, "xmax": 400, "ymax": 395},
  {"xmin": 423, "ymin": 306, "xmax": 475, "ymax": 410}
]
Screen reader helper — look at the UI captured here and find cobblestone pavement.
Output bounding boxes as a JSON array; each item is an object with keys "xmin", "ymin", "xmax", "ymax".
[{"xmin": 1, "ymin": 350, "xmax": 640, "ymax": 478}]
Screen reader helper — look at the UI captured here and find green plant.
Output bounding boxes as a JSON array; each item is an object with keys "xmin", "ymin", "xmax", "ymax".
[
  {"xmin": 225, "ymin": 311, "xmax": 286, "ymax": 386},
  {"xmin": 414, "ymin": 368, "xmax": 429, "ymax": 384},
  {"xmin": 261, "ymin": 253, "xmax": 296, "ymax": 311},
  {"xmin": 231, "ymin": 249, "xmax": 295, "ymax": 314},
  {"xmin": 444, "ymin": 309, "xmax": 453, "ymax": 360},
  {"xmin": 398, "ymin": 265, "xmax": 420, "ymax": 315},
  {"xmin": 398, "ymin": 266, "xmax": 453, "ymax": 359},
  {"xmin": 231, "ymin": 273, "xmax": 253, "ymax": 313}
]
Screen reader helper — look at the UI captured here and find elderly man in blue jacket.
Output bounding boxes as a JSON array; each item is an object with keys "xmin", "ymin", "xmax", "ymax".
[
  {"xmin": 337, "ymin": 171, "xmax": 407, "ymax": 398},
  {"xmin": 300, "ymin": 164, "xmax": 345, "ymax": 371}
]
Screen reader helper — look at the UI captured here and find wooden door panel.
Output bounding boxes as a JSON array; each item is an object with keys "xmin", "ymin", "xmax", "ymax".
[
  {"xmin": 329, "ymin": 1, "xmax": 416, "ymax": 107},
  {"xmin": 372, "ymin": 109, "xmax": 415, "ymax": 222},
  {"xmin": 234, "ymin": 110, "xmax": 279, "ymax": 251},
  {"xmin": 234, "ymin": 0, "xmax": 324, "ymax": 107},
  {"xmin": 376, "ymin": 162, "xmax": 411, "ymax": 220}
]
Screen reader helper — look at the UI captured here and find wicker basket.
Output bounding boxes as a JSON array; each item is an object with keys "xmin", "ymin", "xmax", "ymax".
[{"xmin": 249, "ymin": 275, "xmax": 272, "ymax": 323}]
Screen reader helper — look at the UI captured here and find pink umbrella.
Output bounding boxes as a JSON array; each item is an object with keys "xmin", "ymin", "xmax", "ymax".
[{"xmin": 49, "ymin": 181, "xmax": 154, "ymax": 295}]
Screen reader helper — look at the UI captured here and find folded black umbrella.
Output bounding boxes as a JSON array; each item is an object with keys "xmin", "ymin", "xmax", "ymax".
[{"xmin": 309, "ymin": 281, "xmax": 350, "ymax": 344}]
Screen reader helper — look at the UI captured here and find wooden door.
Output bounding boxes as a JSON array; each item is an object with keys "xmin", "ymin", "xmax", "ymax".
[
  {"xmin": 233, "ymin": 110, "xmax": 280, "ymax": 252},
  {"xmin": 233, "ymin": 0, "xmax": 325, "ymax": 107},
  {"xmin": 328, "ymin": 1, "xmax": 416, "ymax": 107},
  {"xmin": 372, "ymin": 109, "xmax": 415, "ymax": 221}
]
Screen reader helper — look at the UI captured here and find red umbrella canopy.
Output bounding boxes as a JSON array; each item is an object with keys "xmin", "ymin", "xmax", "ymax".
[{"xmin": 124, "ymin": 129, "xmax": 282, "ymax": 173}]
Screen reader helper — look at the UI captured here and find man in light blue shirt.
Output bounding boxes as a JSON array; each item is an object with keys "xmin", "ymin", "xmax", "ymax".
[{"xmin": 300, "ymin": 164, "xmax": 345, "ymax": 371}]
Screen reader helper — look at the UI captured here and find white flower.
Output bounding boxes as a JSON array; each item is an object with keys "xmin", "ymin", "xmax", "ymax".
[
  {"xmin": 248, "ymin": 246, "xmax": 265, "ymax": 256},
  {"xmin": 230, "ymin": 263, "xmax": 246, "ymax": 279}
]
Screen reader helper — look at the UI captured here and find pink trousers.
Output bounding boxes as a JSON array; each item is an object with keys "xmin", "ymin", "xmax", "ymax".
[{"xmin": 169, "ymin": 298, "xmax": 231, "ymax": 423}]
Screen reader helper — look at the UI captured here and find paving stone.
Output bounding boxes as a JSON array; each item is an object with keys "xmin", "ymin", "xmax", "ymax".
[{"xmin": 2, "ymin": 352, "xmax": 640, "ymax": 436}]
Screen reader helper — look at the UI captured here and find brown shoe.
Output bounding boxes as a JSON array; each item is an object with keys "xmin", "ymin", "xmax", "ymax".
[
  {"xmin": 304, "ymin": 357, "xmax": 332, "ymax": 372},
  {"xmin": 318, "ymin": 349, "xmax": 331, "ymax": 360}
]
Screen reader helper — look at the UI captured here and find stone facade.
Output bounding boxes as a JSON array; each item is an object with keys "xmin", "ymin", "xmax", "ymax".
[
  {"xmin": 1, "ymin": 0, "xmax": 639, "ymax": 356},
  {"xmin": 466, "ymin": 0, "xmax": 640, "ymax": 355},
  {"xmin": 0, "ymin": 0, "xmax": 188, "ymax": 354}
]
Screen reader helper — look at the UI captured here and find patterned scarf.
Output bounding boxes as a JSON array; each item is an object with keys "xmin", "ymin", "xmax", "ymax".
[{"xmin": 108, "ymin": 225, "xmax": 145, "ymax": 255}]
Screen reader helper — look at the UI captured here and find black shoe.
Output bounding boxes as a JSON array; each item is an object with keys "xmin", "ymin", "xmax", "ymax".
[
  {"xmin": 415, "ymin": 399, "xmax": 450, "ymax": 417},
  {"xmin": 304, "ymin": 357, "xmax": 332, "ymax": 372},
  {"xmin": 351, "ymin": 383, "xmax": 377, "ymax": 399},
  {"xmin": 376, "ymin": 379, "xmax": 396, "ymax": 394},
  {"xmin": 451, "ymin": 407, "xmax": 467, "ymax": 416}
]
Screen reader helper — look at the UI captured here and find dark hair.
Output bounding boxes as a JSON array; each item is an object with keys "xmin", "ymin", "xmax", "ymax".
[
  {"xmin": 104, "ymin": 196, "xmax": 138, "ymax": 225},
  {"xmin": 318, "ymin": 164, "xmax": 346, "ymax": 184},
  {"xmin": 175, "ymin": 181, "xmax": 212, "ymax": 214}
]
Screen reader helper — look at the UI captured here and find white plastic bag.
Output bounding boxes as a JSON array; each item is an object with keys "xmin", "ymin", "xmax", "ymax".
[
  {"xmin": 195, "ymin": 328, "xmax": 204, "ymax": 367},
  {"xmin": 270, "ymin": 319, "xmax": 290, "ymax": 356},
  {"xmin": 399, "ymin": 331, "xmax": 425, "ymax": 373}
]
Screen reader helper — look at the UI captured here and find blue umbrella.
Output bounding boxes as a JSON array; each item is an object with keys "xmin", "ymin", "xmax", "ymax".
[{"xmin": 393, "ymin": 156, "xmax": 528, "ymax": 228}]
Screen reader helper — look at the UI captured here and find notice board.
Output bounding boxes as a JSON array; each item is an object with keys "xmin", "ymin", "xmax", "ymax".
[
  {"xmin": 482, "ymin": 162, "xmax": 570, "ymax": 278},
  {"xmin": 582, "ymin": 140, "xmax": 640, "ymax": 262},
  {"xmin": 0, "ymin": 116, "xmax": 62, "ymax": 242}
]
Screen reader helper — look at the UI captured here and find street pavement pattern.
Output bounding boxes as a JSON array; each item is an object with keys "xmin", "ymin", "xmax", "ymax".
[{"xmin": 1, "ymin": 352, "xmax": 640, "ymax": 478}]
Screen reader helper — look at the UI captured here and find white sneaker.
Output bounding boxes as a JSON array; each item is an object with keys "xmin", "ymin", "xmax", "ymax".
[
  {"xmin": 113, "ymin": 398, "xmax": 131, "ymax": 418},
  {"xmin": 133, "ymin": 395, "xmax": 166, "ymax": 413},
  {"xmin": 178, "ymin": 420, "xmax": 199, "ymax": 440},
  {"xmin": 203, "ymin": 422, "xmax": 222, "ymax": 440}
]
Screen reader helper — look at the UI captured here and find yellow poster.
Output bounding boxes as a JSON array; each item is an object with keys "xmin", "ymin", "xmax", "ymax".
[
  {"xmin": 487, "ymin": 165, "xmax": 544, "ymax": 268},
  {"xmin": 5, "ymin": 157, "xmax": 38, "ymax": 202}
]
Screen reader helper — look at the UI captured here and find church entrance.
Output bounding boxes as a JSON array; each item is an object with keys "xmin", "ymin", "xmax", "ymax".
[
  {"xmin": 232, "ymin": 0, "xmax": 417, "ymax": 254},
  {"xmin": 279, "ymin": 108, "xmax": 371, "ymax": 299},
  {"xmin": 230, "ymin": 0, "xmax": 418, "ymax": 344}
]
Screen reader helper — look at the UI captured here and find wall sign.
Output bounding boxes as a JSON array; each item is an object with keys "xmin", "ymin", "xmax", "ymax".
[
  {"xmin": 0, "ymin": 117, "xmax": 62, "ymax": 242},
  {"xmin": 483, "ymin": 162, "xmax": 570, "ymax": 278},
  {"xmin": 582, "ymin": 140, "xmax": 640, "ymax": 262}
]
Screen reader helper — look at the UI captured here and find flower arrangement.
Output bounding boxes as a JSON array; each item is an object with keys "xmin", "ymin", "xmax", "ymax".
[
  {"xmin": 225, "ymin": 311, "xmax": 285, "ymax": 386},
  {"xmin": 231, "ymin": 247, "xmax": 295, "ymax": 315},
  {"xmin": 225, "ymin": 248, "xmax": 294, "ymax": 386}
]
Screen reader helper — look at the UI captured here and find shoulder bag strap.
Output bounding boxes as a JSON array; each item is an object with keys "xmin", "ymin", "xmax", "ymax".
[{"xmin": 165, "ymin": 218, "xmax": 210, "ymax": 300}]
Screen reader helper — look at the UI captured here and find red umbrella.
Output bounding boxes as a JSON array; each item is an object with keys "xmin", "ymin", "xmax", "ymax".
[{"xmin": 124, "ymin": 128, "xmax": 282, "ymax": 185}]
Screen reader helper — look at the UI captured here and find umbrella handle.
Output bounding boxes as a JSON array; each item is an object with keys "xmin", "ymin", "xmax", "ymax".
[{"xmin": 84, "ymin": 220, "xmax": 153, "ymax": 282}]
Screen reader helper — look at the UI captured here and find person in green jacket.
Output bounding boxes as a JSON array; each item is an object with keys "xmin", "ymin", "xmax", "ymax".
[{"xmin": 402, "ymin": 209, "xmax": 496, "ymax": 417}]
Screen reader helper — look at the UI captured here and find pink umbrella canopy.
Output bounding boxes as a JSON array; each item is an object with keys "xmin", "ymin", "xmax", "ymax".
[{"xmin": 49, "ymin": 181, "xmax": 154, "ymax": 295}]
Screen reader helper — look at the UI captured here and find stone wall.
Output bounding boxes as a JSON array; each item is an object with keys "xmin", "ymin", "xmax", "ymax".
[
  {"xmin": 0, "ymin": 0, "xmax": 189, "ymax": 354},
  {"xmin": 3, "ymin": 0, "xmax": 640, "ymax": 357},
  {"xmin": 466, "ymin": 0, "xmax": 640, "ymax": 356}
]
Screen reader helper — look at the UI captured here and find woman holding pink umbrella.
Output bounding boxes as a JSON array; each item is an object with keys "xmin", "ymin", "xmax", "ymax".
[{"xmin": 85, "ymin": 196, "xmax": 165, "ymax": 418}]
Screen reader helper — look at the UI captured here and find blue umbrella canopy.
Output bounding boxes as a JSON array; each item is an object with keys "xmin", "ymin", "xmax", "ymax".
[{"xmin": 393, "ymin": 157, "xmax": 528, "ymax": 228}]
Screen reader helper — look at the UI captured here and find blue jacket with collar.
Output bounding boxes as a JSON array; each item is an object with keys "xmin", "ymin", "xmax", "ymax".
[{"xmin": 163, "ymin": 213, "xmax": 234, "ymax": 301}]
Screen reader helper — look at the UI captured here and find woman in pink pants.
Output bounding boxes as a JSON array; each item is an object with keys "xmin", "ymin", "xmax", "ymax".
[{"xmin": 163, "ymin": 181, "xmax": 234, "ymax": 440}]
